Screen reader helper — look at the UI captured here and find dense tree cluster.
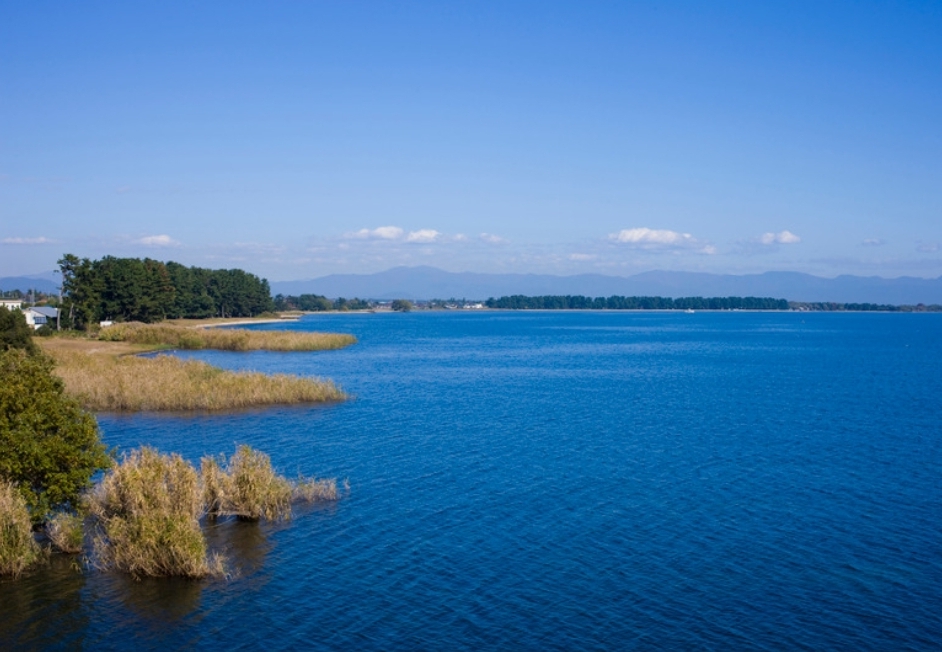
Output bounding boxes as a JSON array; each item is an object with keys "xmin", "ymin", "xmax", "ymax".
[
  {"xmin": 273, "ymin": 294, "xmax": 372, "ymax": 312},
  {"xmin": 58, "ymin": 254, "xmax": 274, "ymax": 328},
  {"xmin": 484, "ymin": 295, "xmax": 790, "ymax": 310},
  {"xmin": 789, "ymin": 301, "xmax": 942, "ymax": 312}
]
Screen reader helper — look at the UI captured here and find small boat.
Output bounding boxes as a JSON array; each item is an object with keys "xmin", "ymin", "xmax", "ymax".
[{"xmin": 685, "ymin": 309, "xmax": 695, "ymax": 314}]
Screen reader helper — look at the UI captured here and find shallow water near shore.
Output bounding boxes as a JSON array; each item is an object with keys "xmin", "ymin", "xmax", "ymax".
[{"xmin": 4, "ymin": 311, "xmax": 942, "ymax": 650}]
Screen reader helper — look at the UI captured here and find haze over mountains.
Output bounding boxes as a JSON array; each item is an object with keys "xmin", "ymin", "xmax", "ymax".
[
  {"xmin": 6, "ymin": 267, "xmax": 942, "ymax": 305},
  {"xmin": 272, "ymin": 266, "xmax": 942, "ymax": 305}
]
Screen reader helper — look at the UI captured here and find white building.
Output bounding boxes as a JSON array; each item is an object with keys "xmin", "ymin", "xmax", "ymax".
[
  {"xmin": 24, "ymin": 307, "xmax": 58, "ymax": 330},
  {"xmin": 0, "ymin": 298, "xmax": 24, "ymax": 310}
]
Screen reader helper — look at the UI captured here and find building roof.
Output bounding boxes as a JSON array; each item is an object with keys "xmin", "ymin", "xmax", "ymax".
[{"xmin": 27, "ymin": 306, "xmax": 59, "ymax": 317}]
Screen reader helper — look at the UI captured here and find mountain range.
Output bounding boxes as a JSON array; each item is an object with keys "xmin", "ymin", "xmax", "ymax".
[
  {"xmin": 6, "ymin": 267, "xmax": 942, "ymax": 304},
  {"xmin": 0, "ymin": 272, "xmax": 59, "ymax": 295},
  {"xmin": 271, "ymin": 266, "xmax": 942, "ymax": 305}
]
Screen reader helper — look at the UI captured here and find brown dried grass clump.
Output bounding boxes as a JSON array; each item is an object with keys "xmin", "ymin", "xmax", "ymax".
[
  {"xmin": 99, "ymin": 322, "xmax": 356, "ymax": 352},
  {"xmin": 293, "ymin": 477, "xmax": 340, "ymax": 502},
  {"xmin": 47, "ymin": 349, "xmax": 346, "ymax": 412},
  {"xmin": 88, "ymin": 448, "xmax": 224, "ymax": 578},
  {"xmin": 203, "ymin": 446, "xmax": 292, "ymax": 521},
  {"xmin": 203, "ymin": 445, "xmax": 341, "ymax": 522},
  {"xmin": 46, "ymin": 512, "xmax": 85, "ymax": 554},
  {"xmin": 0, "ymin": 481, "xmax": 44, "ymax": 577}
]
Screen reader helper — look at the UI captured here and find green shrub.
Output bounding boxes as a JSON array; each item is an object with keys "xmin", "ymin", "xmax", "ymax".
[
  {"xmin": 0, "ymin": 349, "xmax": 111, "ymax": 521},
  {"xmin": 0, "ymin": 306, "xmax": 37, "ymax": 354},
  {"xmin": 0, "ymin": 481, "xmax": 43, "ymax": 577},
  {"xmin": 89, "ymin": 448, "xmax": 223, "ymax": 578}
]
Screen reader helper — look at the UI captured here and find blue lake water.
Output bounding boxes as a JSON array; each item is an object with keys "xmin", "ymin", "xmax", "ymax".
[{"xmin": 3, "ymin": 311, "xmax": 942, "ymax": 650}]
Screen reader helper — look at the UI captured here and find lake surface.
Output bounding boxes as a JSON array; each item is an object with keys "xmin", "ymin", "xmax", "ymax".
[{"xmin": 3, "ymin": 311, "xmax": 942, "ymax": 650}]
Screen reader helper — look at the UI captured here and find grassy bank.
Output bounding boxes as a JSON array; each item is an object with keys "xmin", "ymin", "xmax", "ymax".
[
  {"xmin": 33, "ymin": 319, "xmax": 354, "ymax": 412},
  {"xmin": 43, "ymin": 346, "xmax": 345, "ymax": 411},
  {"xmin": 99, "ymin": 321, "xmax": 356, "ymax": 351}
]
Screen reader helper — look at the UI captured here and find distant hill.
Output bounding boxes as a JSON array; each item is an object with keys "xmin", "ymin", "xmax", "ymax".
[
  {"xmin": 0, "ymin": 272, "xmax": 59, "ymax": 294},
  {"xmin": 271, "ymin": 266, "xmax": 942, "ymax": 304}
]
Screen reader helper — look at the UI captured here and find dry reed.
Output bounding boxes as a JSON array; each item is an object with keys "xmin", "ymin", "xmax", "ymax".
[
  {"xmin": 203, "ymin": 445, "xmax": 341, "ymax": 521},
  {"xmin": 46, "ymin": 512, "xmax": 85, "ymax": 554},
  {"xmin": 99, "ymin": 322, "xmax": 356, "ymax": 352},
  {"xmin": 47, "ymin": 349, "xmax": 346, "ymax": 412},
  {"xmin": 88, "ymin": 448, "xmax": 224, "ymax": 578},
  {"xmin": 0, "ymin": 481, "xmax": 44, "ymax": 577},
  {"xmin": 293, "ymin": 477, "xmax": 340, "ymax": 502},
  {"xmin": 203, "ymin": 446, "xmax": 292, "ymax": 521}
]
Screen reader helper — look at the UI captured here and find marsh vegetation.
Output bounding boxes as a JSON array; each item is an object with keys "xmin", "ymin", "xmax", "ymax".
[
  {"xmin": 46, "ymin": 347, "xmax": 346, "ymax": 411},
  {"xmin": 99, "ymin": 321, "xmax": 356, "ymax": 351},
  {"xmin": 87, "ymin": 446, "xmax": 339, "ymax": 578}
]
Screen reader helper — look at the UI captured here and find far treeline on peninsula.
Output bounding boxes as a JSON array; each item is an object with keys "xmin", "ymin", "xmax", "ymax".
[{"xmin": 4, "ymin": 255, "xmax": 940, "ymax": 326}]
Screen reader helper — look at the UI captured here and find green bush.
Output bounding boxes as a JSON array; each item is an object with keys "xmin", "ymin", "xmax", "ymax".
[
  {"xmin": 0, "ymin": 306, "xmax": 37, "ymax": 354},
  {"xmin": 0, "ymin": 350, "xmax": 111, "ymax": 522}
]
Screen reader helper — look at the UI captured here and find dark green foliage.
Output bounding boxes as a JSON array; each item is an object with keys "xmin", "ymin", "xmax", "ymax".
[
  {"xmin": 484, "ymin": 295, "xmax": 790, "ymax": 310},
  {"xmin": 58, "ymin": 254, "xmax": 274, "ymax": 327},
  {"xmin": 0, "ymin": 307, "xmax": 37, "ymax": 354},
  {"xmin": 0, "ymin": 349, "xmax": 111, "ymax": 522},
  {"xmin": 391, "ymin": 299, "xmax": 414, "ymax": 312},
  {"xmin": 274, "ymin": 294, "xmax": 372, "ymax": 311},
  {"xmin": 788, "ymin": 301, "xmax": 942, "ymax": 312},
  {"xmin": 333, "ymin": 297, "xmax": 371, "ymax": 311}
]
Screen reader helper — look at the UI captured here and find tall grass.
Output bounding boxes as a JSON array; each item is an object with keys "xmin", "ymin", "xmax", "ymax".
[
  {"xmin": 4, "ymin": 444, "xmax": 342, "ymax": 579},
  {"xmin": 0, "ymin": 481, "xmax": 43, "ymax": 577},
  {"xmin": 203, "ymin": 446, "xmax": 292, "ymax": 521},
  {"xmin": 202, "ymin": 445, "xmax": 339, "ymax": 520},
  {"xmin": 87, "ymin": 448, "xmax": 224, "ymax": 578},
  {"xmin": 46, "ymin": 512, "xmax": 85, "ymax": 554},
  {"xmin": 48, "ymin": 349, "xmax": 346, "ymax": 411},
  {"xmin": 99, "ymin": 322, "xmax": 356, "ymax": 351}
]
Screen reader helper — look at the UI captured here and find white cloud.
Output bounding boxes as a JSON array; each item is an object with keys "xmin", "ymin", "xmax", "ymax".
[
  {"xmin": 1, "ymin": 236, "xmax": 52, "ymax": 245},
  {"xmin": 479, "ymin": 233, "xmax": 507, "ymax": 244},
  {"xmin": 758, "ymin": 230, "xmax": 801, "ymax": 245},
  {"xmin": 348, "ymin": 226, "xmax": 404, "ymax": 240},
  {"xmin": 700, "ymin": 245, "xmax": 718, "ymax": 255},
  {"xmin": 917, "ymin": 242, "xmax": 940, "ymax": 253},
  {"xmin": 136, "ymin": 234, "xmax": 179, "ymax": 247},
  {"xmin": 607, "ymin": 227, "xmax": 694, "ymax": 247},
  {"xmin": 861, "ymin": 238, "xmax": 886, "ymax": 247},
  {"xmin": 453, "ymin": 233, "xmax": 468, "ymax": 242},
  {"xmin": 568, "ymin": 253, "xmax": 597, "ymax": 261},
  {"xmin": 406, "ymin": 229, "xmax": 441, "ymax": 243}
]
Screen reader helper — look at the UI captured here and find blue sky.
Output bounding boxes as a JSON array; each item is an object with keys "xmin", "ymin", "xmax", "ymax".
[{"xmin": 2, "ymin": 1, "xmax": 940, "ymax": 281}]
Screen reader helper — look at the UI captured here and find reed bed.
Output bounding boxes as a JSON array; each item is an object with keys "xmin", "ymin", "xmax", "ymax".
[
  {"xmin": 99, "ymin": 322, "xmax": 356, "ymax": 352},
  {"xmin": 86, "ymin": 446, "xmax": 340, "ymax": 578},
  {"xmin": 88, "ymin": 448, "xmax": 224, "ymax": 578},
  {"xmin": 48, "ymin": 349, "xmax": 346, "ymax": 412},
  {"xmin": 0, "ymin": 481, "xmax": 44, "ymax": 577},
  {"xmin": 46, "ymin": 512, "xmax": 85, "ymax": 554},
  {"xmin": 203, "ymin": 446, "xmax": 292, "ymax": 521},
  {"xmin": 202, "ymin": 446, "xmax": 339, "ymax": 521}
]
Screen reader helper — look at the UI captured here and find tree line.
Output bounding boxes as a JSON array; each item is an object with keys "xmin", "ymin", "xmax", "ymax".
[
  {"xmin": 484, "ymin": 295, "xmax": 790, "ymax": 310},
  {"xmin": 788, "ymin": 301, "xmax": 942, "ymax": 312},
  {"xmin": 58, "ymin": 254, "xmax": 274, "ymax": 328},
  {"xmin": 273, "ymin": 294, "xmax": 372, "ymax": 312}
]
